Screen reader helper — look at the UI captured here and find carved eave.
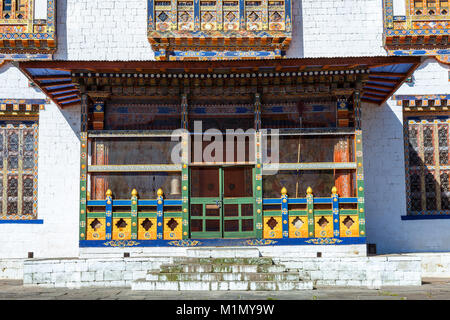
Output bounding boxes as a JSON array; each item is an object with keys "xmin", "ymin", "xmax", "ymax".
[
  {"xmin": 148, "ymin": 30, "xmax": 292, "ymax": 60},
  {"xmin": 0, "ymin": 38, "xmax": 57, "ymax": 54},
  {"xmin": 384, "ymin": 31, "xmax": 450, "ymax": 49},
  {"xmin": 19, "ymin": 56, "xmax": 421, "ymax": 107}
]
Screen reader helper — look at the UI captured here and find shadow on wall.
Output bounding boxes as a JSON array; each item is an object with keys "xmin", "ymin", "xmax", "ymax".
[
  {"xmin": 54, "ymin": 0, "xmax": 68, "ymax": 60},
  {"xmin": 286, "ymin": 0, "xmax": 304, "ymax": 58},
  {"xmin": 53, "ymin": 0, "xmax": 80, "ymax": 140}
]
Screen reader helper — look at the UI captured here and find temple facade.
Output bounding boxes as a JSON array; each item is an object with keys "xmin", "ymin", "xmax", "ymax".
[{"xmin": 0, "ymin": 0, "xmax": 448, "ymax": 260}]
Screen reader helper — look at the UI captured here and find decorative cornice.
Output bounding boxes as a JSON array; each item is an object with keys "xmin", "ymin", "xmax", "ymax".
[
  {"xmin": 0, "ymin": 0, "xmax": 57, "ymax": 55},
  {"xmin": 383, "ymin": 0, "xmax": 450, "ymax": 51}
]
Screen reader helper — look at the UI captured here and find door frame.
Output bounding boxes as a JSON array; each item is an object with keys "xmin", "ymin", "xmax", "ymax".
[{"xmin": 189, "ymin": 166, "xmax": 256, "ymax": 239}]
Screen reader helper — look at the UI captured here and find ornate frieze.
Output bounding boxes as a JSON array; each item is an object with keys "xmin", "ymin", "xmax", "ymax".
[{"xmin": 393, "ymin": 94, "xmax": 450, "ymax": 112}]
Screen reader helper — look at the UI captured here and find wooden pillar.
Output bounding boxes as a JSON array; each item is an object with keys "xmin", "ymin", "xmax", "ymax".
[
  {"xmin": 79, "ymin": 92, "xmax": 89, "ymax": 241},
  {"xmin": 306, "ymin": 187, "xmax": 314, "ymax": 238},
  {"xmin": 181, "ymin": 93, "xmax": 190, "ymax": 239},
  {"xmin": 254, "ymin": 93, "xmax": 261, "ymax": 131},
  {"xmin": 131, "ymin": 189, "xmax": 138, "ymax": 241},
  {"xmin": 157, "ymin": 188, "xmax": 164, "ymax": 240},
  {"xmin": 92, "ymin": 100, "xmax": 105, "ymax": 130},
  {"xmin": 331, "ymin": 187, "xmax": 340, "ymax": 238},
  {"xmin": 335, "ymin": 97, "xmax": 352, "ymax": 197},
  {"xmin": 354, "ymin": 91, "xmax": 366, "ymax": 237},
  {"xmin": 281, "ymin": 187, "xmax": 289, "ymax": 238},
  {"xmin": 254, "ymin": 93, "xmax": 263, "ymax": 239},
  {"xmin": 105, "ymin": 189, "xmax": 112, "ymax": 240}
]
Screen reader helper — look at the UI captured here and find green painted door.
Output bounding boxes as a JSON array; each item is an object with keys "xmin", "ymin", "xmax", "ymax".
[{"xmin": 190, "ymin": 166, "xmax": 256, "ymax": 239}]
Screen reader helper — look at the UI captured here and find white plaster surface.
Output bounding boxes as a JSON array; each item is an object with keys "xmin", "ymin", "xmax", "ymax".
[
  {"xmin": 34, "ymin": 0, "xmax": 48, "ymax": 20},
  {"xmin": 363, "ymin": 59, "xmax": 450, "ymax": 254},
  {"xmin": 0, "ymin": 1, "xmax": 448, "ymax": 259},
  {"xmin": 0, "ymin": 64, "xmax": 80, "ymax": 259},
  {"xmin": 54, "ymin": 0, "xmax": 154, "ymax": 60},
  {"xmin": 288, "ymin": 0, "xmax": 385, "ymax": 58},
  {"xmin": 393, "ymin": 0, "xmax": 407, "ymax": 16}
]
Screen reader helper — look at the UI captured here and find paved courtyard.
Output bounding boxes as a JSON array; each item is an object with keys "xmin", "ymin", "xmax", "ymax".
[{"xmin": 0, "ymin": 278, "xmax": 449, "ymax": 300}]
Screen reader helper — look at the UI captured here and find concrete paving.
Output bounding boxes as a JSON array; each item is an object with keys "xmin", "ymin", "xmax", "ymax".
[{"xmin": 0, "ymin": 278, "xmax": 449, "ymax": 300}]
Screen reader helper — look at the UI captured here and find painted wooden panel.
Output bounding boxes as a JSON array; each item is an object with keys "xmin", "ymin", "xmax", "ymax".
[
  {"xmin": 87, "ymin": 218, "xmax": 106, "ymax": 240},
  {"xmin": 163, "ymin": 217, "xmax": 183, "ymax": 240},
  {"xmin": 339, "ymin": 215, "xmax": 359, "ymax": 238},
  {"xmin": 263, "ymin": 216, "xmax": 282, "ymax": 239},
  {"xmin": 112, "ymin": 218, "xmax": 132, "ymax": 240},
  {"xmin": 288, "ymin": 215, "xmax": 308, "ymax": 238},
  {"xmin": 138, "ymin": 217, "xmax": 157, "ymax": 240}
]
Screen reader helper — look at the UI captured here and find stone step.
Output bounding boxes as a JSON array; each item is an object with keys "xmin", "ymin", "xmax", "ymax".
[
  {"xmin": 146, "ymin": 272, "xmax": 300, "ymax": 282},
  {"xmin": 172, "ymin": 257, "xmax": 274, "ymax": 265},
  {"xmin": 132, "ymin": 280, "xmax": 313, "ymax": 291},
  {"xmin": 159, "ymin": 264, "xmax": 286, "ymax": 274},
  {"xmin": 186, "ymin": 247, "xmax": 260, "ymax": 258}
]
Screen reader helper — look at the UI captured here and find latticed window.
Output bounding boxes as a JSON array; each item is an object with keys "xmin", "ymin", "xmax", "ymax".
[
  {"xmin": 405, "ymin": 119, "xmax": 450, "ymax": 215},
  {"xmin": 0, "ymin": 122, "xmax": 38, "ymax": 219},
  {"xmin": 440, "ymin": 172, "xmax": 450, "ymax": 209},
  {"xmin": 413, "ymin": 0, "xmax": 449, "ymax": 16},
  {"xmin": 1, "ymin": 0, "xmax": 28, "ymax": 19},
  {"xmin": 425, "ymin": 172, "xmax": 437, "ymax": 210}
]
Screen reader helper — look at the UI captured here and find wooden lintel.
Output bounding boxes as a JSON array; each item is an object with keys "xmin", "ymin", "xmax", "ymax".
[{"xmin": 87, "ymin": 91, "xmax": 111, "ymax": 100}]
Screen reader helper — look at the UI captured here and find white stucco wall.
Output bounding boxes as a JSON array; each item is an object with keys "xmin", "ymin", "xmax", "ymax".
[
  {"xmin": 288, "ymin": 0, "xmax": 385, "ymax": 58},
  {"xmin": 363, "ymin": 59, "xmax": 450, "ymax": 254},
  {"xmin": 0, "ymin": 63, "xmax": 80, "ymax": 258},
  {"xmin": 55, "ymin": 0, "xmax": 154, "ymax": 60},
  {"xmin": 0, "ymin": 1, "xmax": 448, "ymax": 258}
]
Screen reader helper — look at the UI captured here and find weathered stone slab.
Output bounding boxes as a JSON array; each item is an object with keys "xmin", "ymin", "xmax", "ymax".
[{"xmin": 186, "ymin": 248, "xmax": 260, "ymax": 258}]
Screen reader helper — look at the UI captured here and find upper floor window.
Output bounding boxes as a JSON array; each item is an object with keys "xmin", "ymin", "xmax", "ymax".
[
  {"xmin": 383, "ymin": 0, "xmax": 449, "ymax": 50},
  {"xmin": 1, "ymin": 0, "xmax": 28, "ymax": 20},
  {"xmin": 0, "ymin": 100, "xmax": 44, "ymax": 221},
  {"xmin": 412, "ymin": 0, "xmax": 449, "ymax": 16},
  {"xmin": 149, "ymin": 0, "xmax": 292, "ymax": 60},
  {"xmin": 0, "ymin": 0, "xmax": 56, "ymax": 54},
  {"xmin": 399, "ymin": 95, "xmax": 450, "ymax": 217}
]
